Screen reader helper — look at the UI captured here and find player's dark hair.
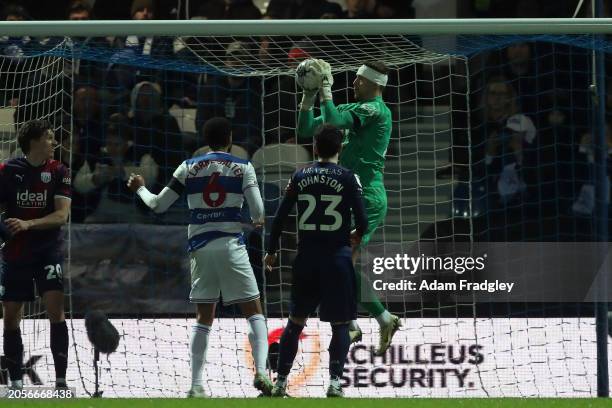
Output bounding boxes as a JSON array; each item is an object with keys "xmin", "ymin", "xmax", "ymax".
[
  {"xmin": 17, "ymin": 119, "xmax": 52, "ymax": 154},
  {"xmin": 203, "ymin": 117, "xmax": 232, "ymax": 151},
  {"xmin": 314, "ymin": 124, "xmax": 343, "ymax": 159},
  {"xmin": 364, "ymin": 60, "xmax": 389, "ymax": 76}
]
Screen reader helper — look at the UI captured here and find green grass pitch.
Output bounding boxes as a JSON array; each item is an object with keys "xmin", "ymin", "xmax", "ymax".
[{"xmin": 0, "ymin": 399, "xmax": 609, "ymax": 408}]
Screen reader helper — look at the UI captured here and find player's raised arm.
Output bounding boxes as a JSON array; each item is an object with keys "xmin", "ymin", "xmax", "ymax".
[
  {"xmin": 128, "ymin": 161, "xmax": 186, "ymax": 213},
  {"xmin": 296, "ymin": 59, "xmax": 325, "ymax": 141},
  {"xmin": 315, "ymin": 59, "xmax": 355, "ymax": 130},
  {"xmin": 264, "ymin": 174, "xmax": 298, "ymax": 271}
]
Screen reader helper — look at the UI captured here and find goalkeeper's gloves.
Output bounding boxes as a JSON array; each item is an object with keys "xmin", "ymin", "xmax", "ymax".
[
  {"xmin": 300, "ymin": 88, "xmax": 318, "ymax": 111},
  {"xmin": 313, "ymin": 59, "xmax": 333, "ymax": 102}
]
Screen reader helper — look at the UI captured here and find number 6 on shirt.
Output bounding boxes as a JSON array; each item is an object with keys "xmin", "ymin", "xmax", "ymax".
[{"xmin": 202, "ymin": 171, "xmax": 227, "ymax": 207}]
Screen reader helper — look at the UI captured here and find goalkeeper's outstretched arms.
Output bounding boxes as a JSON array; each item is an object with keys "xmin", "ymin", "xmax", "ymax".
[
  {"xmin": 295, "ymin": 59, "xmax": 356, "ymax": 139},
  {"xmin": 296, "ymin": 59, "xmax": 324, "ymax": 141},
  {"xmin": 127, "ymin": 174, "xmax": 181, "ymax": 213},
  {"xmin": 315, "ymin": 59, "xmax": 355, "ymax": 130}
]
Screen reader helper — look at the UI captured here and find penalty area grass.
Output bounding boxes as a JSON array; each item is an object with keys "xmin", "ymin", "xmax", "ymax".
[{"xmin": 0, "ymin": 399, "xmax": 610, "ymax": 408}]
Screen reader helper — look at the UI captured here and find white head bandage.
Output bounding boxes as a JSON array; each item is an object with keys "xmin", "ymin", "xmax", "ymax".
[{"xmin": 356, "ymin": 64, "xmax": 388, "ymax": 87}]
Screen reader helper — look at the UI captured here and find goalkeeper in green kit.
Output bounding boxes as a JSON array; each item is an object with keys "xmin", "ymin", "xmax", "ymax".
[{"xmin": 296, "ymin": 59, "xmax": 401, "ymax": 355}]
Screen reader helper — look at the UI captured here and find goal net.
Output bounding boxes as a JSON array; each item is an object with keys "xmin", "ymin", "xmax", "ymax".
[
  {"xmin": 0, "ymin": 26, "xmax": 607, "ymax": 397},
  {"xmin": 0, "ymin": 36, "xmax": 73, "ymax": 389}
]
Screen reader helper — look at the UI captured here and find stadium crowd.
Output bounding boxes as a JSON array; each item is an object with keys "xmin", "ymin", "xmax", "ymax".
[{"xmin": 0, "ymin": 0, "xmax": 607, "ymax": 238}]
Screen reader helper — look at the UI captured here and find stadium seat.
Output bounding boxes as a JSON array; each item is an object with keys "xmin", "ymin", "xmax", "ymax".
[
  {"xmin": 0, "ymin": 107, "xmax": 15, "ymax": 134},
  {"xmin": 168, "ymin": 106, "xmax": 197, "ymax": 134},
  {"xmin": 251, "ymin": 144, "xmax": 312, "ymax": 173}
]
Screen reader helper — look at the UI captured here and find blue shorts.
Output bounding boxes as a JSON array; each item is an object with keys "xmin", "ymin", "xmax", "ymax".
[
  {"xmin": 290, "ymin": 246, "xmax": 357, "ymax": 323},
  {"xmin": 0, "ymin": 254, "xmax": 64, "ymax": 302}
]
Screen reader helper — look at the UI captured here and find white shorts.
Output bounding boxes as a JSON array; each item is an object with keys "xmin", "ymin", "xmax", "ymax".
[{"xmin": 189, "ymin": 236, "xmax": 260, "ymax": 305}]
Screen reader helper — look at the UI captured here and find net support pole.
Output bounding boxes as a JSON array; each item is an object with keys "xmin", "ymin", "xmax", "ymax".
[
  {"xmin": 593, "ymin": 0, "xmax": 610, "ymax": 398},
  {"xmin": 92, "ymin": 348, "xmax": 103, "ymax": 398}
]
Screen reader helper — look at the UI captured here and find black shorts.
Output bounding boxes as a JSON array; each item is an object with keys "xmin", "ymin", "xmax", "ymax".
[
  {"xmin": 0, "ymin": 255, "xmax": 64, "ymax": 302},
  {"xmin": 290, "ymin": 246, "xmax": 357, "ymax": 323}
]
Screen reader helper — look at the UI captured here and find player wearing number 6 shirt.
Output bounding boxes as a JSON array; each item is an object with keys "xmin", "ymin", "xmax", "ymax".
[
  {"xmin": 0, "ymin": 120, "xmax": 72, "ymax": 391},
  {"xmin": 127, "ymin": 117, "xmax": 273, "ymax": 398},
  {"xmin": 264, "ymin": 125, "xmax": 368, "ymax": 398}
]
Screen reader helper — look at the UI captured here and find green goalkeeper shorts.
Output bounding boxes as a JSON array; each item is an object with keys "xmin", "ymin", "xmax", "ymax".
[{"xmin": 360, "ymin": 184, "xmax": 388, "ymax": 247}]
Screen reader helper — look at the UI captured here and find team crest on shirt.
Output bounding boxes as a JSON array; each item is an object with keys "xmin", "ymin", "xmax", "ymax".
[{"xmin": 40, "ymin": 172, "xmax": 51, "ymax": 183}]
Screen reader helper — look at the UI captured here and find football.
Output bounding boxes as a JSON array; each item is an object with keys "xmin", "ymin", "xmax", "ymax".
[{"xmin": 295, "ymin": 58, "xmax": 322, "ymax": 91}]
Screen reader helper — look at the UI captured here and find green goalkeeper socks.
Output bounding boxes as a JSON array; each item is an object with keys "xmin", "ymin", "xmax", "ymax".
[{"xmin": 354, "ymin": 264, "xmax": 386, "ymax": 318}]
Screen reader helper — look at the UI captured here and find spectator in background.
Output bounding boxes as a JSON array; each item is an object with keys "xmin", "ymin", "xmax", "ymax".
[
  {"xmin": 65, "ymin": 1, "xmax": 111, "ymax": 89},
  {"xmin": 221, "ymin": 0, "xmax": 262, "ymax": 19},
  {"xmin": 131, "ymin": 0, "xmax": 154, "ymax": 20},
  {"xmin": 73, "ymin": 86, "xmax": 104, "ymax": 159},
  {"xmin": 78, "ymin": 113, "xmax": 158, "ymax": 223},
  {"xmin": 169, "ymin": 2, "xmax": 227, "ymax": 109},
  {"xmin": 265, "ymin": 0, "xmax": 343, "ymax": 19},
  {"xmin": 129, "ymin": 80, "xmax": 183, "ymax": 186},
  {"xmin": 492, "ymin": 42, "xmax": 547, "ymax": 118},
  {"xmin": 3, "ymin": 3, "xmax": 30, "ymax": 21},
  {"xmin": 374, "ymin": 0, "xmax": 414, "ymax": 18},
  {"xmin": 67, "ymin": 0, "xmax": 92, "ymax": 20},
  {"xmin": 196, "ymin": 41, "xmax": 262, "ymax": 155},
  {"xmin": 0, "ymin": 4, "xmax": 33, "ymax": 107},
  {"xmin": 479, "ymin": 76, "xmax": 538, "ymax": 232},
  {"xmin": 56, "ymin": 123, "xmax": 100, "ymax": 223},
  {"xmin": 344, "ymin": 0, "xmax": 378, "ymax": 19},
  {"xmin": 571, "ymin": 126, "xmax": 612, "ymax": 217},
  {"xmin": 105, "ymin": 0, "xmax": 172, "ymax": 105},
  {"xmin": 446, "ymin": 75, "xmax": 540, "ymax": 241},
  {"xmin": 188, "ymin": 0, "xmax": 261, "ymax": 19}
]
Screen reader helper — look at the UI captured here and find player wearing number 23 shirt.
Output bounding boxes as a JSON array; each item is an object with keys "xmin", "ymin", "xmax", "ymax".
[
  {"xmin": 266, "ymin": 124, "xmax": 368, "ymax": 324},
  {"xmin": 263, "ymin": 124, "xmax": 368, "ymax": 398}
]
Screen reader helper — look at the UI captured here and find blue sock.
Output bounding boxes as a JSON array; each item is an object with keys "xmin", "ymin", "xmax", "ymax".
[
  {"xmin": 328, "ymin": 323, "xmax": 350, "ymax": 379},
  {"xmin": 277, "ymin": 320, "xmax": 304, "ymax": 377}
]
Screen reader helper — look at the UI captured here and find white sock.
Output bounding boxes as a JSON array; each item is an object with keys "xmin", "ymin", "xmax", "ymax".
[
  {"xmin": 375, "ymin": 310, "xmax": 393, "ymax": 326},
  {"xmin": 330, "ymin": 376, "xmax": 341, "ymax": 386},
  {"xmin": 349, "ymin": 320, "xmax": 360, "ymax": 331},
  {"xmin": 190, "ymin": 323, "xmax": 211, "ymax": 388},
  {"xmin": 247, "ymin": 314, "xmax": 268, "ymax": 374},
  {"xmin": 11, "ymin": 379, "xmax": 23, "ymax": 388}
]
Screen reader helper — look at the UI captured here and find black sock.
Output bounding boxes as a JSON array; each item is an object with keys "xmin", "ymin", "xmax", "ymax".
[
  {"xmin": 3, "ymin": 328, "xmax": 23, "ymax": 381},
  {"xmin": 50, "ymin": 321, "xmax": 68, "ymax": 382},
  {"xmin": 329, "ymin": 323, "xmax": 350, "ymax": 379},
  {"xmin": 277, "ymin": 320, "xmax": 304, "ymax": 377}
]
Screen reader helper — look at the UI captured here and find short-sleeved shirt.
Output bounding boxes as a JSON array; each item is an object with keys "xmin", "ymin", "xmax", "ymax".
[
  {"xmin": 337, "ymin": 96, "xmax": 392, "ymax": 187},
  {"xmin": 172, "ymin": 151, "xmax": 258, "ymax": 252},
  {"xmin": 0, "ymin": 158, "xmax": 71, "ymax": 262}
]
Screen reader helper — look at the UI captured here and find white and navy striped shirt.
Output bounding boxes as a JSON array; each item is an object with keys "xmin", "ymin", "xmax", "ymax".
[{"xmin": 172, "ymin": 151, "xmax": 261, "ymax": 252}]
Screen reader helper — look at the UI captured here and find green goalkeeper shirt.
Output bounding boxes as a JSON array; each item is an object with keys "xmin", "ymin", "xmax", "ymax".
[{"xmin": 297, "ymin": 96, "xmax": 392, "ymax": 187}]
